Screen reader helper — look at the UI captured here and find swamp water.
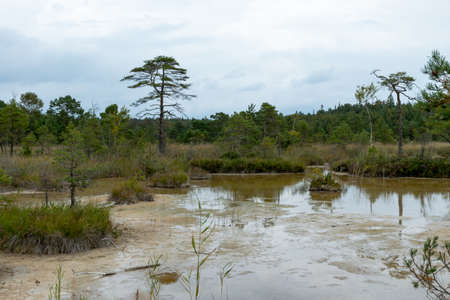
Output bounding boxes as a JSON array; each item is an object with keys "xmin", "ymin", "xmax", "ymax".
[{"xmin": 0, "ymin": 174, "xmax": 449, "ymax": 299}]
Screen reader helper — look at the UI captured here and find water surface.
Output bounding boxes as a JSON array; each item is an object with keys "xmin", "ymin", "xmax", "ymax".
[{"xmin": 0, "ymin": 174, "xmax": 449, "ymax": 300}]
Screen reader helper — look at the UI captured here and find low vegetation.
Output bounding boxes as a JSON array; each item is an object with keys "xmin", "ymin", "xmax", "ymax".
[
  {"xmin": 404, "ymin": 236, "xmax": 450, "ymax": 300},
  {"xmin": 333, "ymin": 146, "xmax": 450, "ymax": 178},
  {"xmin": 0, "ymin": 204, "xmax": 115, "ymax": 254},
  {"xmin": 150, "ymin": 170, "xmax": 189, "ymax": 188},
  {"xmin": 191, "ymin": 158, "xmax": 305, "ymax": 173},
  {"xmin": 110, "ymin": 178, "xmax": 153, "ymax": 204},
  {"xmin": 309, "ymin": 169, "xmax": 342, "ymax": 192}
]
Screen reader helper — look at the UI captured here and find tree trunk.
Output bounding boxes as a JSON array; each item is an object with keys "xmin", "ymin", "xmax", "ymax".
[
  {"xmin": 396, "ymin": 92, "xmax": 403, "ymax": 156},
  {"xmin": 9, "ymin": 136, "xmax": 14, "ymax": 156},
  {"xmin": 45, "ymin": 190, "xmax": 49, "ymax": 207},
  {"xmin": 70, "ymin": 185, "xmax": 75, "ymax": 207},
  {"xmin": 70, "ymin": 169, "xmax": 76, "ymax": 207},
  {"xmin": 365, "ymin": 105, "xmax": 373, "ymax": 145},
  {"xmin": 277, "ymin": 134, "xmax": 281, "ymax": 156},
  {"xmin": 159, "ymin": 97, "xmax": 165, "ymax": 154},
  {"xmin": 159, "ymin": 68, "xmax": 166, "ymax": 154}
]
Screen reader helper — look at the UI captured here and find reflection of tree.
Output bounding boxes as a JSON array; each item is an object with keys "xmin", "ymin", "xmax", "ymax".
[
  {"xmin": 206, "ymin": 174, "xmax": 303, "ymax": 203},
  {"xmin": 355, "ymin": 177, "xmax": 447, "ymax": 200},
  {"xmin": 420, "ymin": 194, "xmax": 425, "ymax": 218},
  {"xmin": 352, "ymin": 177, "xmax": 449, "ymax": 218},
  {"xmin": 308, "ymin": 191, "xmax": 342, "ymax": 212},
  {"xmin": 398, "ymin": 193, "xmax": 403, "ymax": 225}
]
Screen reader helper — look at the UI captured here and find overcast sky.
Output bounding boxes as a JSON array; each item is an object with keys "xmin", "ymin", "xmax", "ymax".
[{"xmin": 0, "ymin": 0, "xmax": 449, "ymax": 117}]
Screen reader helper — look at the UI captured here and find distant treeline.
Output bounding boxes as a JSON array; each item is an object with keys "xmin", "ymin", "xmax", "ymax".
[{"xmin": 0, "ymin": 93, "xmax": 445, "ymax": 157}]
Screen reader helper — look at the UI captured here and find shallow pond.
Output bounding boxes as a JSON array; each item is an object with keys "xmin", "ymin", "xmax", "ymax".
[{"xmin": 0, "ymin": 174, "xmax": 449, "ymax": 299}]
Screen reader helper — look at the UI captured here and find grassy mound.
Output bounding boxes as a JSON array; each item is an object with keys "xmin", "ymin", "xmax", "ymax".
[
  {"xmin": 110, "ymin": 179, "xmax": 153, "ymax": 204},
  {"xmin": 309, "ymin": 170, "xmax": 342, "ymax": 192},
  {"xmin": 333, "ymin": 157, "xmax": 450, "ymax": 178},
  {"xmin": 191, "ymin": 158, "xmax": 305, "ymax": 173},
  {"xmin": 150, "ymin": 171, "xmax": 189, "ymax": 188},
  {"xmin": 0, "ymin": 204, "xmax": 115, "ymax": 254}
]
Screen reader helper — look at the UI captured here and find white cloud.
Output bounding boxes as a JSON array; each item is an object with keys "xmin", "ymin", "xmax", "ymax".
[{"xmin": 0, "ymin": 0, "xmax": 449, "ymax": 117}]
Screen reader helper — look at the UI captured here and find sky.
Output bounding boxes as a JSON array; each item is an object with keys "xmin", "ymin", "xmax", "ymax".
[{"xmin": 0, "ymin": 0, "xmax": 449, "ymax": 118}]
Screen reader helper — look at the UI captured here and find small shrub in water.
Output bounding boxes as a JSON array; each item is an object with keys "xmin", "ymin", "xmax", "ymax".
[{"xmin": 309, "ymin": 169, "xmax": 342, "ymax": 192}]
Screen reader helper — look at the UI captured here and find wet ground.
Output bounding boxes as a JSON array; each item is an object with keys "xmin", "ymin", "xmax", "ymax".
[{"xmin": 0, "ymin": 174, "xmax": 449, "ymax": 299}]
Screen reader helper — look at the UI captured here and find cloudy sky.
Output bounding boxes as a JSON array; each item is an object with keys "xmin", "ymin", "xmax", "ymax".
[{"xmin": 0, "ymin": 0, "xmax": 449, "ymax": 117}]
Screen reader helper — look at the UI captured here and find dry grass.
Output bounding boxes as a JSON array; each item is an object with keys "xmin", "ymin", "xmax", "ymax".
[
  {"xmin": 0, "ymin": 142, "xmax": 448, "ymax": 189},
  {"xmin": 284, "ymin": 142, "xmax": 450, "ymax": 166}
]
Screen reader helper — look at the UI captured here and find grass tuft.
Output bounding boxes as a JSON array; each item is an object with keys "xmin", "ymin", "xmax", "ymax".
[
  {"xmin": 150, "ymin": 171, "xmax": 189, "ymax": 188},
  {"xmin": 110, "ymin": 179, "xmax": 153, "ymax": 204},
  {"xmin": 0, "ymin": 204, "xmax": 115, "ymax": 254}
]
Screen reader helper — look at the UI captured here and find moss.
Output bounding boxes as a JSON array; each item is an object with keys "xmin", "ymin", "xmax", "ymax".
[{"xmin": 0, "ymin": 204, "xmax": 115, "ymax": 254}]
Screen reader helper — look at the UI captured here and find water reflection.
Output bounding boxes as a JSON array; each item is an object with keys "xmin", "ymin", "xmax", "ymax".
[
  {"xmin": 198, "ymin": 174, "xmax": 302, "ymax": 204},
  {"xmin": 188, "ymin": 175, "xmax": 450, "ymax": 222}
]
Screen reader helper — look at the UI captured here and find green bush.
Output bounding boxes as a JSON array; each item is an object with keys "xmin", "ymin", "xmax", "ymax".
[
  {"xmin": 0, "ymin": 204, "xmax": 115, "ymax": 254},
  {"xmin": 309, "ymin": 169, "xmax": 342, "ymax": 192},
  {"xmin": 220, "ymin": 151, "xmax": 240, "ymax": 160},
  {"xmin": 191, "ymin": 158, "xmax": 304, "ymax": 173},
  {"xmin": 110, "ymin": 179, "xmax": 153, "ymax": 204},
  {"xmin": 333, "ymin": 156, "xmax": 450, "ymax": 178},
  {"xmin": 151, "ymin": 171, "xmax": 189, "ymax": 188},
  {"xmin": 0, "ymin": 168, "xmax": 11, "ymax": 185}
]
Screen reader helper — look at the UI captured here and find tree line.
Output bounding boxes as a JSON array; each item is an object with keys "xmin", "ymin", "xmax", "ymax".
[{"xmin": 0, "ymin": 51, "xmax": 448, "ymax": 158}]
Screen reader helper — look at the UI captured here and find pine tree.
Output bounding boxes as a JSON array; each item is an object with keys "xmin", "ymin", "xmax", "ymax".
[
  {"xmin": 121, "ymin": 56, "xmax": 195, "ymax": 154},
  {"xmin": 54, "ymin": 123, "xmax": 87, "ymax": 207},
  {"xmin": 372, "ymin": 71, "xmax": 415, "ymax": 156}
]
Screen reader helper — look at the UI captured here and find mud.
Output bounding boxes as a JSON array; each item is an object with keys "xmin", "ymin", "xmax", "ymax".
[{"xmin": 0, "ymin": 175, "xmax": 448, "ymax": 299}]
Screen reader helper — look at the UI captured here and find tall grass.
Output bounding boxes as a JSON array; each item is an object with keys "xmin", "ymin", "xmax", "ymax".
[
  {"xmin": 333, "ymin": 146, "xmax": 450, "ymax": 178},
  {"xmin": 284, "ymin": 142, "xmax": 450, "ymax": 166},
  {"xmin": 150, "ymin": 171, "xmax": 189, "ymax": 188},
  {"xmin": 110, "ymin": 178, "xmax": 153, "ymax": 204},
  {"xmin": 0, "ymin": 142, "xmax": 448, "ymax": 190},
  {"xmin": 0, "ymin": 204, "xmax": 115, "ymax": 254},
  {"xmin": 48, "ymin": 265, "xmax": 63, "ymax": 300}
]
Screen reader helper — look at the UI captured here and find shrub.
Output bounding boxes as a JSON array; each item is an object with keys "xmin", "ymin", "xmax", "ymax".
[
  {"xmin": 0, "ymin": 204, "xmax": 115, "ymax": 254},
  {"xmin": 309, "ymin": 169, "xmax": 342, "ymax": 192},
  {"xmin": 333, "ymin": 156, "xmax": 450, "ymax": 178},
  {"xmin": 404, "ymin": 236, "xmax": 450, "ymax": 300},
  {"xmin": 190, "ymin": 158, "xmax": 304, "ymax": 173},
  {"xmin": 110, "ymin": 179, "xmax": 153, "ymax": 204},
  {"xmin": 81, "ymin": 157, "xmax": 143, "ymax": 179},
  {"xmin": 0, "ymin": 168, "xmax": 11, "ymax": 185},
  {"xmin": 150, "ymin": 171, "xmax": 189, "ymax": 188},
  {"xmin": 220, "ymin": 151, "xmax": 240, "ymax": 160}
]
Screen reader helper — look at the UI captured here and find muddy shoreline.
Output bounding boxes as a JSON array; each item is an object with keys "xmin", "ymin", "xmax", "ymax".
[{"xmin": 0, "ymin": 175, "xmax": 449, "ymax": 299}]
